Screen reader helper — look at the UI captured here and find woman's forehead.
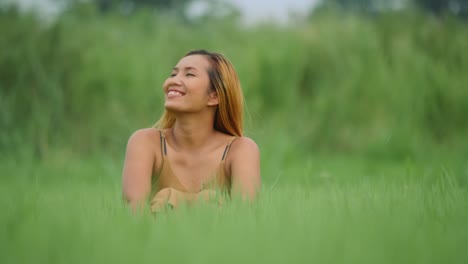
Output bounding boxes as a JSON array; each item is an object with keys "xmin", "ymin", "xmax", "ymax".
[{"xmin": 175, "ymin": 55, "xmax": 211, "ymax": 70}]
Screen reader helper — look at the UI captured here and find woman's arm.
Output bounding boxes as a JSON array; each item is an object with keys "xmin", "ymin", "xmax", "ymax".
[
  {"xmin": 229, "ymin": 137, "xmax": 261, "ymax": 200},
  {"xmin": 122, "ymin": 129, "xmax": 156, "ymax": 211}
]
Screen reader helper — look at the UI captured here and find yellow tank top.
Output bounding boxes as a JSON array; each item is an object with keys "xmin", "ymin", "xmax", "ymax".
[{"xmin": 149, "ymin": 130, "xmax": 237, "ymax": 212}]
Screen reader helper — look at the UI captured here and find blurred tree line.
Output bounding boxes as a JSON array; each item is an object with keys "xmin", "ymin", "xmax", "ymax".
[
  {"xmin": 416, "ymin": 0, "xmax": 468, "ymax": 18},
  {"xmin": 0, "ymin": 0, "xmax": 467, "ymax": 160},
  {"xmin": 318, "ymin": 0, "xmax": 468, "ymax": 19},
  {"xmin": 60, "ymin": 0, "xmax": 239, "ymax": 21},
  {"xmin": 93, "ymin": 0, "xmax": 191, "ymax": 15},
  {"xmin": 95, "ymin": 0, "xmax": 191, "ymax": 11},
  {"xmin": 65, "ymin": 0, "xmax": 468, "ymax": 19}
]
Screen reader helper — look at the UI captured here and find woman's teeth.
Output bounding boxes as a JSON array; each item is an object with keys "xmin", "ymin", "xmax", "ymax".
[{"xmin": 168, "ymin": 91, "xmax": 184, "ymax": 96}]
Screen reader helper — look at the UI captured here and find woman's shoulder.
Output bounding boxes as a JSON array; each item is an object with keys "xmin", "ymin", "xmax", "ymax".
[
  {"xmin": 127, "ymin": 128, "xmax": 161, "ymax": 146},
  {"xmin": 229, "ymin": 136, "xmax": 259, "ymax": 156},
  {"xmin": 232, "ymin": 136, "xmax": 258, "ymax": 147}
]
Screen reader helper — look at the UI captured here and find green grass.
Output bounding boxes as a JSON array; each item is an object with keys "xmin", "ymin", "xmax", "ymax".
[
  {"xmin": 1, "ymin": 154, "xmax": 467, "ymax": 264},
  {"xmin": 2, "ymin": 5, "xmax": 468, "ymax": 263}
]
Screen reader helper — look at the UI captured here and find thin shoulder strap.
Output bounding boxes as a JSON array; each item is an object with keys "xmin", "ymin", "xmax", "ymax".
[
  {"xmin": 159, "ymin": 130, "xmax": 167, "ymax": 156},
  {"xmin": 221, "ymin": 137, "xmax": 238, "ymax": 161}
]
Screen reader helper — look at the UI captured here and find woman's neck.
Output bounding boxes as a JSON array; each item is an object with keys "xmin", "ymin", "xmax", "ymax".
[{"xmin": 170, "ymin": 110, "xmax": 217, "ymax": 151}]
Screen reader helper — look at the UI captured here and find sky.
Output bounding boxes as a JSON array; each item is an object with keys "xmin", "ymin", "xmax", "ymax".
[
  {"xmin": 227, "ymin": 0, "xmax": 318, "ymax": 24},
  {"xmin": 11, "ymin": 0, "xmax": 319, "ymax": 24}
]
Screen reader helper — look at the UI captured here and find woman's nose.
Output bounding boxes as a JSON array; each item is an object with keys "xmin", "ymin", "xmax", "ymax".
[{"xmin": 169, "ymin": 75, "xmax": 182, "ymax": 85}]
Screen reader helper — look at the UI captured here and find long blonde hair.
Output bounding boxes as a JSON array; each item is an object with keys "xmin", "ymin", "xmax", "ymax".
[{"xmin": 154, "ymin": 50, "xmax": 244, "ymax": 137}]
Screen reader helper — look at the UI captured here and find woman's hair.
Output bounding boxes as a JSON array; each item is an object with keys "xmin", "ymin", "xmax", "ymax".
[{"xmin": 154, "ymin": 50, "xmax": 244, "ymax": 137}]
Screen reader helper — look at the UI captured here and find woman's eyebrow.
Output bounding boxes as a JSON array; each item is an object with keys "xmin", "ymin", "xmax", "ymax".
[{"xmin": 173, "ymin": 66, "xmax": 198, "ymax": 72}]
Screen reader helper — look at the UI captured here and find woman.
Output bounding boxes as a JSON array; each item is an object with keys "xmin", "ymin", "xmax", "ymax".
[{"xmin": 122, "ymin": 50, "xmax": 261, "ymax": 212}]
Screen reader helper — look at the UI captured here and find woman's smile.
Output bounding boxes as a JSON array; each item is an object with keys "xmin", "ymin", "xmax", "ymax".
[{"xmin": 167, "ymin": 88, "xmax": 185, "ymax": 98}]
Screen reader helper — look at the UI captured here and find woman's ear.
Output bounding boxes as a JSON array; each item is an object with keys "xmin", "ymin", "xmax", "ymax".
[{"xmin": 207, "ymin": 91, "xmax": 219, "ymax": 106}]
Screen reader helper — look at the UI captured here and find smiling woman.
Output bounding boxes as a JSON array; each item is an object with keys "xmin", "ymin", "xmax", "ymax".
[{"xmin": 122, "ymin": 50, "xmax": 261, "ymax": 213}]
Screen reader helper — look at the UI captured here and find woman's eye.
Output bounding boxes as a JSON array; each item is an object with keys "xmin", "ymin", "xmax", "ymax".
[
  {"xmin": 186, "ymin": 73, "xmax": 195, "ymax": 77},
  {"xmin": 170, "ymin": 73, "xmax": 176, "ymax": 77}
]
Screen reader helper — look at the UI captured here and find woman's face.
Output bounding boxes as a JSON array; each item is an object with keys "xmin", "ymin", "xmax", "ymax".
[{"xmin": 163, "ymin": 55, "xmax": 218, "ymax": 113}]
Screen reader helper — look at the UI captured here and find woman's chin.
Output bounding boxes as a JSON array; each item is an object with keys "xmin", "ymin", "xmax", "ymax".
[{"xmin": 165, "ymin": 103, "xmax": 184, "ymax": 113}]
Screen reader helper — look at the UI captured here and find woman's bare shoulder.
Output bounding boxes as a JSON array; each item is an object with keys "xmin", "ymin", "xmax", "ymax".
[
  {"xmin": 229, "ymin": 136, "xmax": 260, "ymax": 156},
  {"xmin": 227, "ymin": 136, "xmax": 261, "ymax": 199},
  {"xmin": 127, "ymin": 128, "xmax": 161, "ymax": 146}
]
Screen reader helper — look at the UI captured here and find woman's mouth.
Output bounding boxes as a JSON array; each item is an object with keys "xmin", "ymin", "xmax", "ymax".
[{"xmin": 167, "ymin": 90, "xmax": 185, "ymax": 97}]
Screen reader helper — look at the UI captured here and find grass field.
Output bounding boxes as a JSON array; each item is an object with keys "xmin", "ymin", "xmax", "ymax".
[
  {"xmin": 2, "ymin": 5, "xmax": 468, "ymax": 264},
  {"xmin": 1, "ymin": 152, "xmax": 467, "ymax": 264}
]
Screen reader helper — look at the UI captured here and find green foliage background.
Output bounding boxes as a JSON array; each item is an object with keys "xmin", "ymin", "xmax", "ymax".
[
  {"xmin": 1, "ymin": 3, "xmax": 468, "ymax": 264},
  {"xmin": 2, "ymin": 5, "xmax": 467, "ymax": 163}
]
